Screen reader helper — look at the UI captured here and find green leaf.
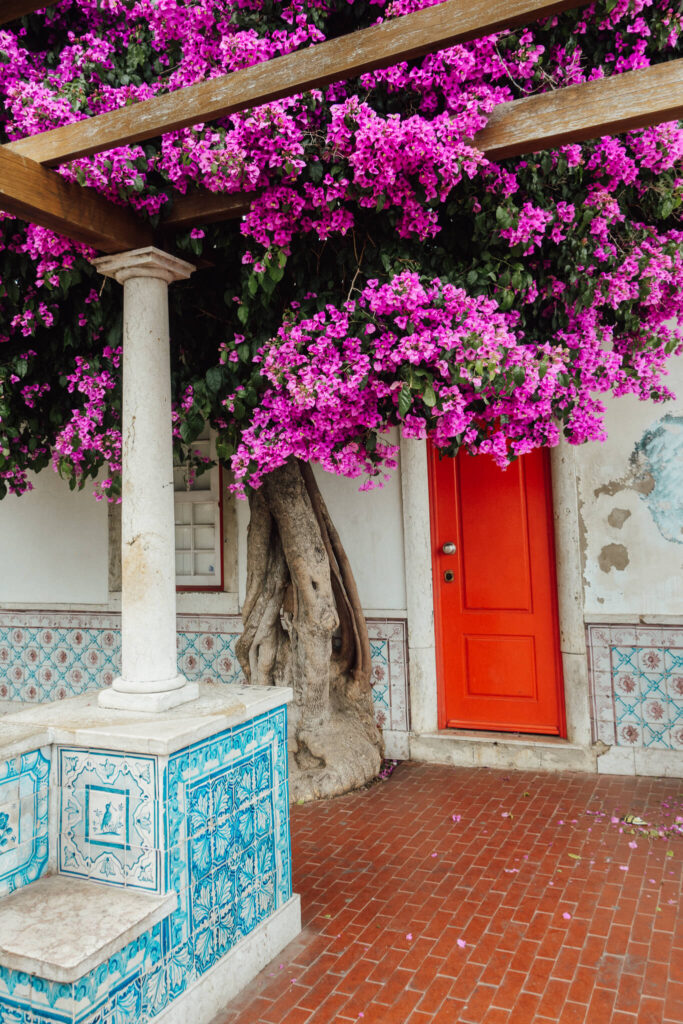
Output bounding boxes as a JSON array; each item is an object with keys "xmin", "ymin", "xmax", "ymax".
[
  {"xmin": 398, "ymin": 384, "xmax": 412, "ymax": 418},
  {"xmin": 495, "ymin": 205, "xmax": 512, "ymax": 228},
  {"xmin": 215, "ymin": 439, "xmax": 235, "ymax": 461},
  {"xmin": 422, "ymin": 383, "xmax": 437, "ymax": 408},
  {"xmin": 206, "ymin": 367, "xmax": 223, "ymax": 393}
]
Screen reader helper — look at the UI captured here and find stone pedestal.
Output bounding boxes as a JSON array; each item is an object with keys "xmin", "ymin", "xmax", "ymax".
[{"xmin": 92, "ymin": 247, "xmax": 197, "ymax": 712}]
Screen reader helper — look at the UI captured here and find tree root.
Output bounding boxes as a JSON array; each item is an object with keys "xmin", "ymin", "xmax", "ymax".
[{"xmin": 289, "ymin": 712, "xmax": 382, "ymax": 802}]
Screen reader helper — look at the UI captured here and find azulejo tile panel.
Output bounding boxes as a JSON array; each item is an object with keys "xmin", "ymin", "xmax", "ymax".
[
  {"xmin": 587, "ymin": 624, "xmax": 683, "ymax": 750},
  {"xmin": 0, "ymin": 748, "xmax": 50, "ymax": 897},
  {"xmin": 0, "ymin": 706, "xmax": 293, "ymax": 1024},
  {"xmin": 59, "ymin": 749, "xmax": 159, "ymax": 891},
  {"xmin": 0, "ymin": 612, "xmax": 410, "ymax": 735}
]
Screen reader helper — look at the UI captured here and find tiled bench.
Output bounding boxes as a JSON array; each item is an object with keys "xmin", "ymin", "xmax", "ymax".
[{"xmin": 0, "ymin": 683, "xmax": 301, "ymax": 1024}]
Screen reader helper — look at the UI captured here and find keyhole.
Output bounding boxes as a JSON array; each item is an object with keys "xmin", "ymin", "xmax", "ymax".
[{"xmin": 444, "ymin": 570, "xmax": 455, "ymax": 583}]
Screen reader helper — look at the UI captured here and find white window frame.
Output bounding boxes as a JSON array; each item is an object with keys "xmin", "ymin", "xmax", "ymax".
[{"xmin": 174, "ymin": 429, "xmax": 223, "ymax": 589}]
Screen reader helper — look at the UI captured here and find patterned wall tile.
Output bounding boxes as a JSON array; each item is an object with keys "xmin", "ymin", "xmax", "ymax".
[
  {"xmin": 367, "ymin": 620, "xmax": 409, "ymax": 733},
  {"xmin": 0, "ymin": 612, "xmax": 410, "ymax": 736},
  {"xmin": 0, "ymin": 748, "xmax": 50, "ymax": 897},
  {"xmin": 587, "ymin": 625, "xmax": 683, "ymax": 750},
  {"xmin": 163, "ymin": 705, "xmax": 290, "ymax": 981},
  {"xmin": 59, "ymin": 749, "xmax": 159, "ymax": 891}
]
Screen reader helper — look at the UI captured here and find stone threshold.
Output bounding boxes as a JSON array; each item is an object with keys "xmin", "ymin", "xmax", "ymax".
[
  {"xmin": 0, "ymin": 875, "xmax": 176, "ymax": 983},
  {"xmin": 410, "ymin": 730, "xmax": 598, "ymax": 772}
]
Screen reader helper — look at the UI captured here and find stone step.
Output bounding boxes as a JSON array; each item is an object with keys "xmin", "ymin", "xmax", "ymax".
[{"xmin": 0, "ymin": 874, "xmax": 175, "ymax": 983}]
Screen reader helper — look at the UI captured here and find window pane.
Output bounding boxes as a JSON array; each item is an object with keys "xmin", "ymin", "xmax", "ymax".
[
  {"xmin": 176, "ymin": 551, "xmax": 193, "ymax": 576},
  {"xmin": 175, "ymin": 503, "xmax": 192, "ymax": 525},
  {"xmin": 175, "ymin": 526, "xmax": 192, "ymax": 551},
  {"xmin": 194, "ymin": 552, "xmax": 216, "ymax": 576},
  {"xmin": 193, "ymin": 526, "xmax": 215, "ymax": 551},
  {"xmin": 194, "ymin": 503, "xmax": 215, "ymax": 525},
  {"xmin": 190, "ymin": 468, "xmax": 212, "ymax": 491}
]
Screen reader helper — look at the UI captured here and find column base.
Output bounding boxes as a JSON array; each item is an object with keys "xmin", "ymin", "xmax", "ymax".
[{"xmin": 97, "ymin": 681, "xmax": 200, "ymax": 712}]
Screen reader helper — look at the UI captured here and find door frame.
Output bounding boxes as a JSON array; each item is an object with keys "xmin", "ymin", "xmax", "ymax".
[
  {"xmin": 400, "ymin": 436, "xmax": 593, "ymax": 748},
  {"xmin": 427, "ymin": 445, "xmax": 567, "ymax": 736}
]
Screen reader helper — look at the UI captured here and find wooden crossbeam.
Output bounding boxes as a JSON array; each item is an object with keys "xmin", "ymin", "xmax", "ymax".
[
  {"xmin": 0, "ymin": 147, "xmax": 153, "ymax": 252},
  {"xmin": 160, "ymin": 59, "xmax": 683, "ymax": 229},
  {"xmin": 475, "ymin": 58, "xmax": 683, "ymax": 159},
  {"xmin": 161, "ymin": 190, "xmax": 259, "ymax": 231},
  {"xmin": 6, "ymin": 0, "xmax": 589, "ymax": 167},
  {"xmin": 0, "ymin": 1, "xmax": 56, "ymax": 23}
]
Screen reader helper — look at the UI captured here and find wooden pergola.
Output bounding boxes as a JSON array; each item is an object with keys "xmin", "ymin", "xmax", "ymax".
[
  {"xmin": 0, "ymin": 0, "xmax": 680, "ymax": 716},
  {"xmin": 1, "ymin": 0, "xmax": 681, "ymax": 252}
]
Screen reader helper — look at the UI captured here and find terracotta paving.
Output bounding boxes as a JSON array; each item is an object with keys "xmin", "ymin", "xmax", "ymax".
[{"xmin": 213, "ymin": 762, "xmax": 683, "ymax": 1024}]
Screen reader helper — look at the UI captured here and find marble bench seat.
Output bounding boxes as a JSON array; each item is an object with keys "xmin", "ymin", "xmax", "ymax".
[{"xmin": 0, "ymin": 875, "xmax": 176, "ymax": 983}]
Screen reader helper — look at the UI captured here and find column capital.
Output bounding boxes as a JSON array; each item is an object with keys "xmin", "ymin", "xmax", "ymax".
[{"xmin": 93, "ymin": 246, "xmax": 195, "ymax": 285}]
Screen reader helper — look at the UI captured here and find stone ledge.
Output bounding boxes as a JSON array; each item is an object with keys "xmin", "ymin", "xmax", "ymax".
[
  {"xmin": 410, "ymin": 731, "xmax": 597, "ymax": 773},
  {"xmin": 0, "ymin": 875, "xmax": 176, "ymax": 982},
  {"xmin": 0, "ymin": 680, "xmax": 292, "ymax": 759}
]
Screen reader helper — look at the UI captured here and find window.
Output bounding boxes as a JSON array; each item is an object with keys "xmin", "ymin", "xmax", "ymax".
[{"xmin": 174, "ymin": 429, "xmax": 223, "ymax": 590}]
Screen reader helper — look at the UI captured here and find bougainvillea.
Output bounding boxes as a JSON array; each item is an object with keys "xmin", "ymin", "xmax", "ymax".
[{"xmin": 0, "ymin": 0, "xmax": 682, "ymax": 499}]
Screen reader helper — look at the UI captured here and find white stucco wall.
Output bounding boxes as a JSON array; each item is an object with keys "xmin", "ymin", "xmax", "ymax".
[
  {"xmin": 0, "ymin": 471, "xmax": 108, "ymax": 605},
  {"xmin": 313, "ymin": 461, "xmax": 407, "ymax": 612},
  {"xmin": 237, "ymin": 443, "xmax": 407, "ymax": 614},
  {"xmin": 575, "ymin": 355, "xmax": 683, "ymax": 618}
]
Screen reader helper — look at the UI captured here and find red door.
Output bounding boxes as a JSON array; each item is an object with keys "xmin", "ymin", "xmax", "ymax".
[{"xmin": 428, "ymin": 446, "xmax": 565, "ymax": 735}]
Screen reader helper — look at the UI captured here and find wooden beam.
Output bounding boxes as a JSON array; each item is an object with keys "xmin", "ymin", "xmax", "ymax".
[
  {"xmin": 474, "ymin": 59, "xmax": 683, "ymax": 159},
  {"xmin": 0, "ymin": 147, "xmax": 153, "ymax": 252},
  {"xmin": 0, "ymin": 1, "xmax": 56, "ymax": 24},
  {"xmin": 161, "ymin": 190, "xmax": 259, "ymax": 231},
  {"xmin": 6, "ymin": 0, "xmax": 589, "ymax": 167},
  {"xmin": 156, "ymin": 59, "xmax": 683, "ymax": 231}
]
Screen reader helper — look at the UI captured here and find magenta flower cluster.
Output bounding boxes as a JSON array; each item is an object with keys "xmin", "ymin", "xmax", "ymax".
[
  {"xmin": 225, "ymin": 267, "xmax": 680, "ymax": 492},
  {"xmin": 0, "ymin": 0, "xmax": 681, "ymax": 498}
]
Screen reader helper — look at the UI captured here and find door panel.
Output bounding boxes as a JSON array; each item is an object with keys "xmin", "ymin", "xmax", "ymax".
[{"xmin": 429, "ymin": 446, "xmax": 565, "ymax": 735}]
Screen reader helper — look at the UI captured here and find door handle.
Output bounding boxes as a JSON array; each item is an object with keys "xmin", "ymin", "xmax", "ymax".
[{"xmin": 442, "ymin": 542, "xmax": 456, "ymax": 555}]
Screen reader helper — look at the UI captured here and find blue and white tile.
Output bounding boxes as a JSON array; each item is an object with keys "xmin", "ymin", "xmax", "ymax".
[
  {"xmin": 166, "ymin": 941, "xmax": 194, "ymax": 1000},
  {"xmin": 0, "ymin": 749, "xmax": 50, "ymax": 895},
  {"xmin": 59, "ymin": 749, "xmax": 159, "ymax": 890},
  {"xmin": 642, "ymin": 724, "xmax": 670, "ymax": 749}
]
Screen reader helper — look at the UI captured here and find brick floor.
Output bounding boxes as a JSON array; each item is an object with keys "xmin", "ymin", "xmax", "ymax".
[{"xmin": 212, "ymin": 763, "xmax": 683, "ymax": 1024}]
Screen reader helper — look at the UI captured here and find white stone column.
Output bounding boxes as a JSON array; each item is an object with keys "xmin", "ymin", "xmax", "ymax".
[{"xmin": 93, "ymin": 247, "xmax": 198, "ymax": 712}]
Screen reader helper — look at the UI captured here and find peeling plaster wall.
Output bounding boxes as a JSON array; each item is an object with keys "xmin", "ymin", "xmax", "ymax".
[{"xmin": 576, "ymin": 356, "xmax": 683, "ymax": 618}]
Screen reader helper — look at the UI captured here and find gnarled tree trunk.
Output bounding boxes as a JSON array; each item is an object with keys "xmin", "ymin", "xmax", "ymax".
[{"xmin": 236, "ymin": 459, "xmax": 382, "ymax": 801}]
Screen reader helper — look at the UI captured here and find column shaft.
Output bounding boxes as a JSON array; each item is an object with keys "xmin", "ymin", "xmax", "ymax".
[
  {"xmin": 93, "ymin": 247, "xmax": 197, "ymax": 713},
  {"xmin": 118, "ymin": 275, "xmax": 178, "ymax": 689}
]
